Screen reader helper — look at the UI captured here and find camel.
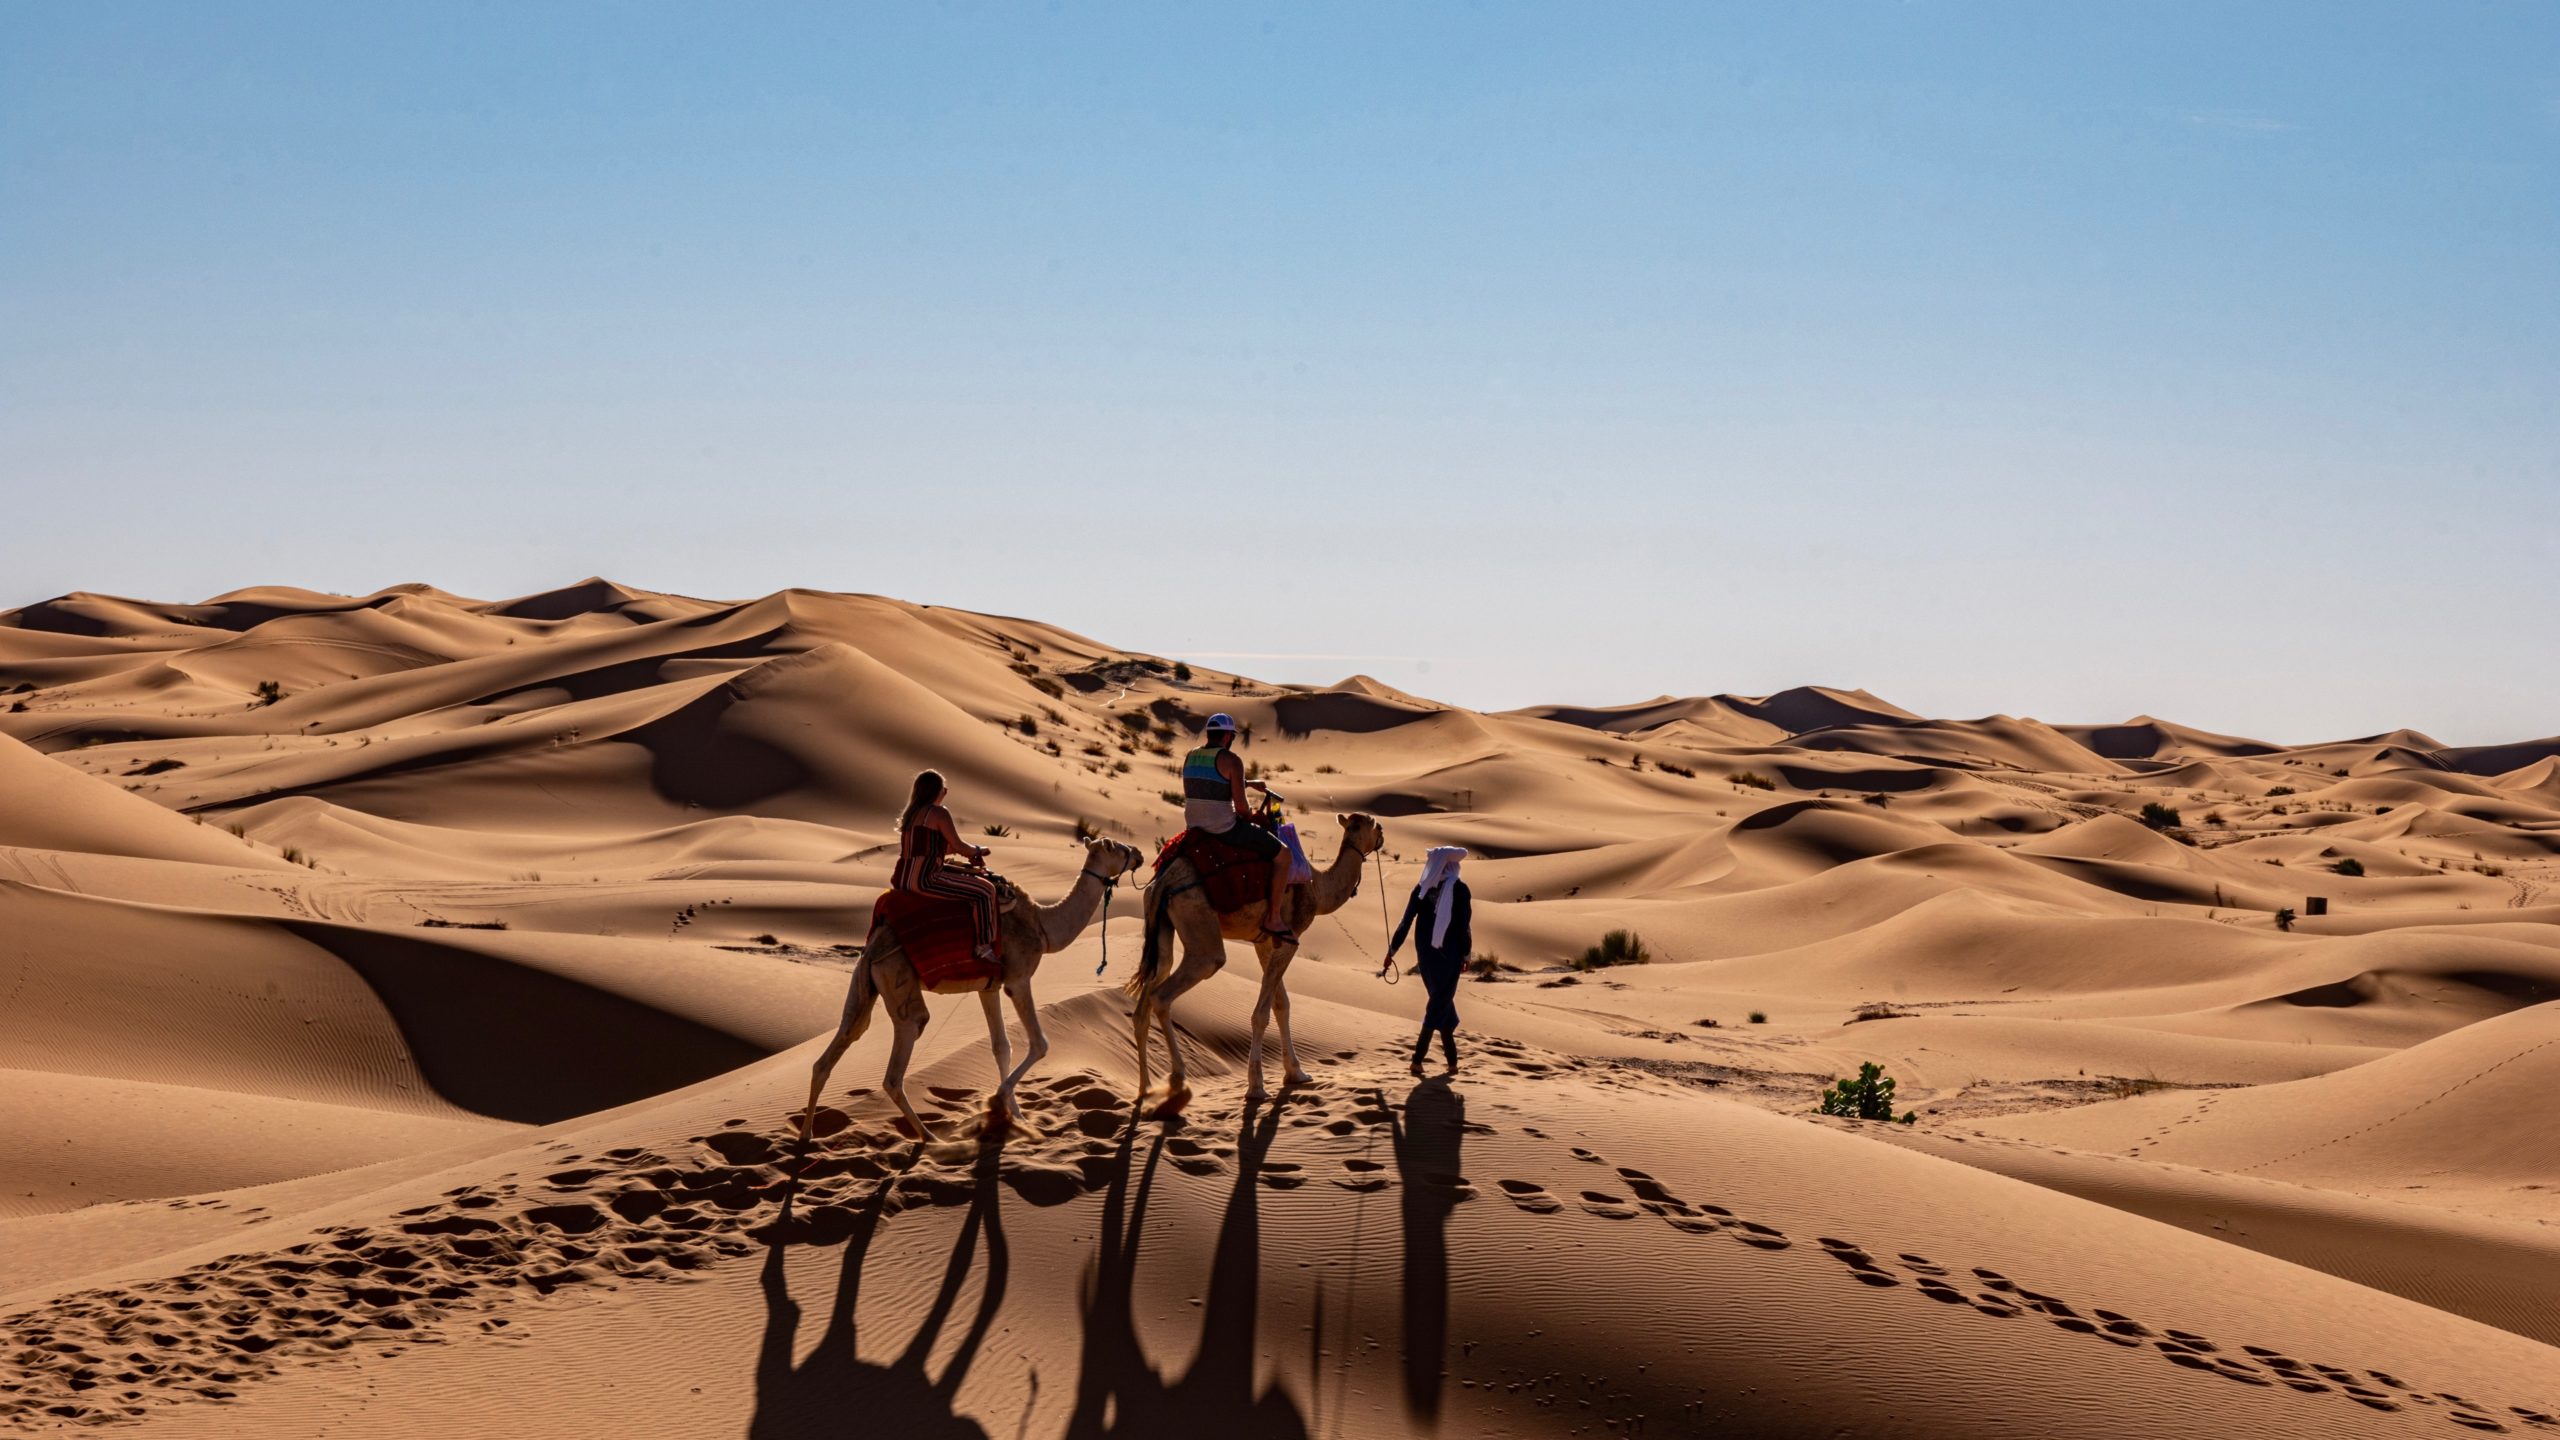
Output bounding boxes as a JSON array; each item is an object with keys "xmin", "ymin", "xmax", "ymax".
[
  {"xmin": 1124, "ymin": 811, "xmax": 1387, "ymax": 1110},
  {"xmin": 799, "ymin": 835, "xmax": 1148, "ymax": 1144}
]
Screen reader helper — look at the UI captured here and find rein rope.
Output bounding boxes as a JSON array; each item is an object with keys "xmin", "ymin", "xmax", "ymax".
[
  {"xmin": 1093, "ymin": 868, "xmax": 1116, "ymax": 977},
  {"xmin": 1373, "ymin": 848, "xmax": 1400, "ymax": 983}
]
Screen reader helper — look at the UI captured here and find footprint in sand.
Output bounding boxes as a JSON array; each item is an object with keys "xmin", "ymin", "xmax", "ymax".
[
  {"xmin": 1494, "ymin": 1179, "xmax": 1563, "ymax": 1214},
  {"xmin": 1576, "ymin": 1191, "xmax": 1638, "ymax": 1219}
]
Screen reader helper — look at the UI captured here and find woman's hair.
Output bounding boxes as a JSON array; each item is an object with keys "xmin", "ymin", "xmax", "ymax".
[{"xmin": 899, "ymin": 769, "xmax": 947, "ymax": 835}]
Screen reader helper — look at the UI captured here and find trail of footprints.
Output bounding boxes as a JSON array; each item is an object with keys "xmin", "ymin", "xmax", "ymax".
[
  {"xmin": 1477, "ymin": 1109, "xmax": 2560, "ymax": 1432},
  {"xmin": 0, "ymin": 1071, "xmax": 1157, "ymax": 1428}
]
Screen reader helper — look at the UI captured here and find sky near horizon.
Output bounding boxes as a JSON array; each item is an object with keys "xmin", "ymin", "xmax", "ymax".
[{"xmin": 3, "ymin": 3, "xmax": 2554, "ymax": 745}]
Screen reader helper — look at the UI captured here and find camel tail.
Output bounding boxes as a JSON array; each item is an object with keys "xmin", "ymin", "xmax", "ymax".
[{"xmin": 1124, "ymin": 884, "xmax": 1174, "ymax": 999}]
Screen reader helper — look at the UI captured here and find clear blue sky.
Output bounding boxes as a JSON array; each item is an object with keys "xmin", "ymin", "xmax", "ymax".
[{"xmin": 4, "ymin": 3, "xmax": 2554, "ymax": 743}]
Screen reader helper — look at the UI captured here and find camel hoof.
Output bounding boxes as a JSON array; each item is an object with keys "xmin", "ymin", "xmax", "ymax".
[
  {"xmin": 1281, "ymin": 1069, "xmax": 1314, "ymax": 1089},
  {"xmin": 1148, "ymin": 1087, "xmax": 1193, "ymax": 1119}
]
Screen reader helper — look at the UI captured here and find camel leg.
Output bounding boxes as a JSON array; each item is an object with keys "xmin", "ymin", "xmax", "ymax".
[
  {"xmin": 880, "ymin": 998, "xmax": 933, "ymax": 1144},
  {"xmin": 798, "ymin": 958, "xmax": 877, "ymax": 1143},
  {"xmin": 1243, "ymin": 940, "xmax": 1296, "ymax": 1101},
  {"xmin": 1149, "ymin": 955, "xmax": 1213, "ymax": 1113},
  {"xmin": 979, "ymin": 986, "xmax": 1018, "ymax": 1130},
  {"xmin": 1003, "ymin": 977, "xmax": 1048, "ymax": 1104},
  {"xmin": 1131, "ymin": 985, "xmax": 1157, "ymax": 1106},
  {"xmin": 1271, "ymin": 979, "xmax": 1311, "ymax": 1088}
]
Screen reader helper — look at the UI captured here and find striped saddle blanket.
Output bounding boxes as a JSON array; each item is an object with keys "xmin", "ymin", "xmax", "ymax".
[
  {"xmin": 1155, "ymin": 828, "xmax": 1275, "ymax": 915},
  {"xmin": 871, "ymin": 887, "xmax": 1001, "ymax": 993}
]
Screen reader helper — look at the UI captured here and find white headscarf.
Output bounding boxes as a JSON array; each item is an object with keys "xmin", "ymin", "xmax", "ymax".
[{"xmin": 1417, "ymin": 845, "xmax": 1468, "ymax": 949}]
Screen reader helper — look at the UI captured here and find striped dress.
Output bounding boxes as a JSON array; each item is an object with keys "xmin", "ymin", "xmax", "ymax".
[{"xmin": 896, "ymin": 806, "xmax": 1000, "ymax": 954}]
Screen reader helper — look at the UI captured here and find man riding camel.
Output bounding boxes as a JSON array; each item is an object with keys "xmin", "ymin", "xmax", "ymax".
[{"xmin": 1181, "ymin": 713, "xmax": 1298, "ymax": 944}]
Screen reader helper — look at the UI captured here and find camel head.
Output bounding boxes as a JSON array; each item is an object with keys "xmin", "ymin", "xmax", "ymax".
[
  {"xmin": 1080, "ymin": 835, "xmax": 1147, "ymax": 881},
  {"xmin": 1337, "ymin": 811, "xmax": 1386, "ymax": 857}
]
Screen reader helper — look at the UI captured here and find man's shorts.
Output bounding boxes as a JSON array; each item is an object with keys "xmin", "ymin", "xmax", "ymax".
[{"xmin": 1198, "ymin": 820, "xmax": 1285, "ymax": 861}]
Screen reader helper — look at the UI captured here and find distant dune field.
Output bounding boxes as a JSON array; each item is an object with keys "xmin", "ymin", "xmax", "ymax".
[{"xmin": 4, "ymin": 580, "xmax": 2557, "ymax": 1436}]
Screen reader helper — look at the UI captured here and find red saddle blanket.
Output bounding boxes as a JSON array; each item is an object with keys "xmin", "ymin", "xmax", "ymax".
[
  {"xmin": 871, "ymin": 888, "xmax": 1000, "ymax": 993},
  {"xmin": 1154, "ymin": 828, "xmax": 1275, "ymax": 915}
]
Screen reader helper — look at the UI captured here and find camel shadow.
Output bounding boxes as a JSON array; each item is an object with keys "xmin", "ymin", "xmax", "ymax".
[
  {"xmin": 1063, "ymin": 1101, "xmax": 1310, "ymax": 1439},
  {"xmin": 1386, "ymin": 1075, "xmax": 1465, "ymax": 1424},
  {"xmin": 748, "ymin": 1143, "xmax": 1010, "ymax": 1440}
]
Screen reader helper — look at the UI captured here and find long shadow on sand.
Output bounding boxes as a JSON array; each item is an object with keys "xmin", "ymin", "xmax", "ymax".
[
  {"xmin": 1387, "ymin": 1076, "xmax": 1465, "ymax": 1424},
  {"xmin": 748, "ymin": 1145, "xmax": 1010, "ymax": 1440},
  {"xmin": 1062, "ymin": 1100, "xmax": 1310, "ymax": 1439}
]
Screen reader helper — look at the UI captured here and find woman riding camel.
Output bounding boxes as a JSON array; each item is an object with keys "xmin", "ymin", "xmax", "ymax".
[
  {"xmin": 1382, "ymin": 845, "xmax": 1472, "ymax": 1077},
  {"xmin": 895, "ymin": 769, "xmax": 1001, "ymax": 963}
]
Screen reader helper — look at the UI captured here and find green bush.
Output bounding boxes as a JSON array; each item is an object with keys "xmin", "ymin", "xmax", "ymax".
[
  {"xmin": 1817, "ymin": 1062, "xmax": 1915, "ymax": 1124},
  {"xmin": 2334, "ymin": 856, "xmax": 2365, "ymax": 877},
  {"xmin": 1575, "ymin": 929, "xmax": 1651, "ymax": 970}
]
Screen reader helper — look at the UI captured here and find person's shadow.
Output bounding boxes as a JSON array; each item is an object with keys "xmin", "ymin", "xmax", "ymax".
[
  {"xmin": 748, "ymin": 1143, "xmax": 1011, "ymax": 1439},
  {"xmin": 1063, "ymin": 1100, "xmax": 1311, "ymax": 1438},
  {"xmin": 1388, "ymin": 1075, "xmax": 1465, "ymax": 1424}
]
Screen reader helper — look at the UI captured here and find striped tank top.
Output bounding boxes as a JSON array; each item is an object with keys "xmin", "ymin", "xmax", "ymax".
[{"xmin": 1182, "ymin": 747, "xmax": 1237, "ymax": 833}]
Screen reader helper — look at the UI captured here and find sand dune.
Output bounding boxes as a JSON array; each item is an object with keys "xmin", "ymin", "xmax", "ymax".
[{"xmin": 4, "ymin": 581, "xmax": 2556, "ymax": 1435}]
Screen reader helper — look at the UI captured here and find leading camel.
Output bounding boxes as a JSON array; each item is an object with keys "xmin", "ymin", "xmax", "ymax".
[
  {"xmin": 1125, "ymin": 811, "xmax": 1386, "ymax": 1110},
  {"xmin": 800, "ymin": 835, "xmax": 1147, "ymax": 1144}
]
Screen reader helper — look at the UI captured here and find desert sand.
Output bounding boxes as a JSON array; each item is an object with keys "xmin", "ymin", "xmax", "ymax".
[{"xmin": 4, "ymin": 580, "xmax": 2558, "ymax": 1436}]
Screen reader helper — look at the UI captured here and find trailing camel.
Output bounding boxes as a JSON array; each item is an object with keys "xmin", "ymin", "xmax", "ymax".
[{"xmin": 1125, "ymin": 811, "xmax": 1387, "ymax": 1110}]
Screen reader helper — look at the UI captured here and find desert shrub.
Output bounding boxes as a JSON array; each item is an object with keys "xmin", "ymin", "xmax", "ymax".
[
  {"xmin": 752, "ymin": 934, "xmax": 779, "ymax": 946},
  {"xmin": 1659, "ymin": 761, "xmax": 1695, "ymax": 778},
  {"xmin": 2333, "ymin": 856, "xmax": 2365, "ymax": 877},
  {"xmin": 1731, "ymin": 770, "xmax": 1776, "ymax": 791},
  {"xmin": 253, "ymin": 680, "xmax": 285, "ymax": 707},
  {"xmin": 1316, "ymin": 764, "xmax": 1338, "ymax": 774},
  {"xmin": 1081, "ymin": 742, "xmax": 1107, "ymax": 757},
  {"xmin": 1693, "ymin": 1016, "xmax": 1720, "ymax": 1028},
  {"xmin": 2103, "ymin": 1075, "xmax": 2168, "ymax": 1101},
  {"xmin": 1015, "ymin": 714, "xmax": 1038, "ymax": 736},
  {"xmin": 1575, "ymin": 929, "xmax": 1651, "ymax": 970},
  {"xmin": 1817, "ymin": 1062, "xmax": 1915, "ymax": 1124},
  {"xmin": 132, "ymin": 758, "xmax": 185, "ymax": 776},
  {"xmin": 982, "ymin": 824, "xmax": 1014, "ymax": 838},
  {"xmin": 1029, "ymin": 676, "xmax": 1064, "ymax": 699},
  {"xmin": 1172, "ymin": 662, "xmax": 1193, "ymax": 682},
  {"xmin": 1849, "ymin": 1001, "xmax": 1907, "ymax": 1023},
  {"xmin": 1860, "ymin": 792, "xmax": 1890, "ymax": 808},
  {"xmin": 2138, "ymin": 802, "xmax": 2182, "ymax": 831},
  {"xmin": 2266, "ymin": 785, "xmax": 2295, "ymax": 797},
  {"xmin": 2274, "ymin": 906, "xmax": 2296, "ymax": 932},
  {"xmin": 2202, "ymin": 809, "xmax": 2225, "ymax": 827},
  {"xmin": 1748, "ymin": 1010, "xmax": 1768, "ymax": 1025},
  {"xmin": 1160, "ymin": 789, "xmax": 1183, "ymax": 806}
]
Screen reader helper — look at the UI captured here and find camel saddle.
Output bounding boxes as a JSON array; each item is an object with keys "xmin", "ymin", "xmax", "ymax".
[
  {"xmin": 1153, "ymin": 828, "xmax": 1275, "ymax": 916},
  {"xmin": 871, "ymin": 887, "xmax": 1002, "ymax": 994}
]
